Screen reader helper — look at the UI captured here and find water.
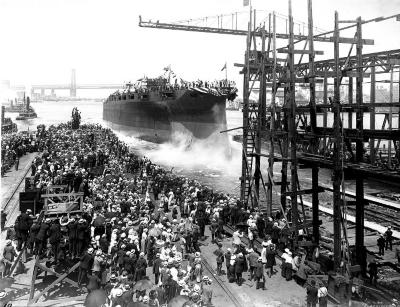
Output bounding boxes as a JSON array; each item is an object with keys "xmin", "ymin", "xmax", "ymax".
[
  {"xmin": 7, "ymin": 100, "xmax": 243, "ymax": 195},
  {"xmin": 5, "ymin": 100, "xmax": 400, "ymax": 196}
]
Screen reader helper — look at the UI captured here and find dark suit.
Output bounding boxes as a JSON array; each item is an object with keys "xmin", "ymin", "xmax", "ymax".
[
  {"xmin": 28, "ymin": 223, "xmax": 40, "ymax": 254},
  {"xmin": 76, "ymin": 222, "xmax": 87, "ymax": 256},
  {"xmin": 135, "ymin": 257, "xmax": 147, "ymax": 281},
  {"xmin": 16, "ymin": 212, "xmax": 32, "ymax": 251},
  {"xmin": 78, "ymin": 252, "xmax": 94, "ymax": 285},
  {"xmin": 254, "ymin": 262, "xmax": 265, "ymax": 289},
  {"xmin": 306, "ymin": 285, "xmax": 318, "ymax": 307},
  {"xmin": 67, "ymin": 220, "xmax": 77, "ymax": 257},
  {"xmin": 36, "ymin": 222, "xmax": 50, "ymax": 255},
  {"xmin": 234, "ymin": 256, "xmax": 246, "ymax": 285},
  {"xmin": 153, "ymin": 257, "xmax": 162, "ymax": 284},
  {"xmin": 49, "ymin": 223, "xmax": 62, "ymax": 262}
]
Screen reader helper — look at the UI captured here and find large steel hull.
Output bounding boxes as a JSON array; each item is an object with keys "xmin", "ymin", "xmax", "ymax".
[{"xmin": 103, "ymin": 88, "xmax": 228, "ymax": 141}]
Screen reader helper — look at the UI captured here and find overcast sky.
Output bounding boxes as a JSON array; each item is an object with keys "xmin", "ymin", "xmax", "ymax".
[{"xmin": 0, "ymin": 0, "xmax": 399, "ymax": 90}]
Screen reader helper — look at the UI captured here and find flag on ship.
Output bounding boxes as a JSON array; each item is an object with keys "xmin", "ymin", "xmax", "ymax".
[{"xmin": 221, "ymin": 63, "xmax": 227, "ymax": 71}]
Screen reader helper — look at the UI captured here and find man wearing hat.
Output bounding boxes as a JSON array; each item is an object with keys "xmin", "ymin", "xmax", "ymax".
[
  {"xmin": 368, "ymin": 258, "xmax": 378, "ymax": 286},
  {"xmin": 135, "ymin": 252, "xmax": 147, "ymax": 281},
  {"xmin": 281, "ymin": 248, "xmax": 293, "ymax": 281},
  {"xmin": 234, "ymin": 253, "xmax": 246, "ymax": 286},
  {"xmin": 3, "ymin": 240, "xmax": 17, "ymax": 276},
  {"xmin": 377, "ymin": 234, "xmax": 385, "ymax": 256},
  {"xmin": 385, "ymin": 226, "xmax": 393, "ymax": 251},
  {"xmin": 78, "ymin": 248, "xmax": 94, "ymax": 287},
  {"xmin": 202, "ymin": 276, "xmax": 213, "ymax": 304},
  {"xmin": 153, "ymin": 252, "xmax": 162, "ymax": 285},
  {"xmin": 254, "ymin": 257, "xmax": 266, "ymax": 290},
  {"xmin": 48, "ymin": 218, "xmax": 62, "ymax": 264},
  {"xmin": 15, "ymin": 209, "xmax": 33, "ymax": 251},
  {"xmin": 35, "ymin": 218, "xmax": 51, "ymax": 257},
  {"xmin": 215, "ymin": 243, "xmax": 224, "ymax": 275},
  {"xmin": 76, "ymin": 218, "xmax": 88, "ymax": 257},
  {"xmin": 247, "ymin": 248, "xmax": 259, "ymax": 281},
  {"xmin": 210, "ymin": 218, "xmax": 219, "ymax": 243}
]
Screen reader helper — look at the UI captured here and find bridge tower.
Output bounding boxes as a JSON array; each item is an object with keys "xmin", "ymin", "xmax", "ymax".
[{"xmin": 70, "ymin": 69, "xmax": 77, "ymax": 97}]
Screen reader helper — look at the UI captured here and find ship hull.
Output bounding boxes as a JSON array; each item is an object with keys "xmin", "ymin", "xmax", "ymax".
[{"xmin": 103, "ymin": 88, "xmax": 228, "ymax": 141}]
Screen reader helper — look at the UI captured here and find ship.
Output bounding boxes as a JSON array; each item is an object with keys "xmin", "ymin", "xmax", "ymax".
[
  {"xmin": 15, "ymin": 96, "xmax": 37, "ymax": 120},
  {"xmin": 103, "ymin": 70, "xmax": 237, "ymax": 142},
  {"xmin": 1, "ymin": 106, "xmax": 17, "ymax": 134}
]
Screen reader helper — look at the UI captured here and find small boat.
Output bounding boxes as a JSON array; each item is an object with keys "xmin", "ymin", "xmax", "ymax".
[
  {"xmin": 16, "ymin": 110, "xmax": 37, "ymax": 120},
  {"xmin": 15, "ymin": 96, "xmax": 37, "ymax": 120}
]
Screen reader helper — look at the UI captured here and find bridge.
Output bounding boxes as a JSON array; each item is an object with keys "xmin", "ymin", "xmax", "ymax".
[{"xmin": 31, "ymin": 69, "xmax": 123, "ymax": 97}]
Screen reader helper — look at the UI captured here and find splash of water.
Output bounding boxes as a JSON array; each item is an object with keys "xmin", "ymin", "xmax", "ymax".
[{"xmin": 143, "ymin": 122, "xmax": 242, "ymax": 175}]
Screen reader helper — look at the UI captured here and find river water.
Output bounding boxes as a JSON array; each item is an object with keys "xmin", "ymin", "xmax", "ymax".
[{"xmin": 6, "ymin": 100, "xmax": 400, "ymax": 196}]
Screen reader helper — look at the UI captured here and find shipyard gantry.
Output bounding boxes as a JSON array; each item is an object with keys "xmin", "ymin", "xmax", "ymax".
[{"xmin": 140, "ymin": 1, "xmax": 400, "ymax": 302}]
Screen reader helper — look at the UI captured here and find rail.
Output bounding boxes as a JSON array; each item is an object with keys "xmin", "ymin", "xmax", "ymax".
[{"xmin": 201, "ymin": 258, "xmax": 244, "ymax": 307}]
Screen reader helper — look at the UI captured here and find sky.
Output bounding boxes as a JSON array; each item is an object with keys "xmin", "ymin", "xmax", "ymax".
[{"xmin": 0, "ymin": 0, "xmax": 399, "ymax": 93}]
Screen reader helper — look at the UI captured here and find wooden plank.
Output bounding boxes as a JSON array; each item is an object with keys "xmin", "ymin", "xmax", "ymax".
[
  {"xmin": 342, "ymin": 71, "xmax": 371, "ymax": 78},
  {"xmin": 278, "ymin": 48, "xmax": 324, "ymax": 55},
  {"xmin": 42, "ymin": 192, "xmax": 84, "ymax": 198},
  {"xmin": 328, "ymin": 36, "xmax": 374, "ymax": 45},
  {"xmin": 284, "ymin": 186, "xmax": 324, "ymax": 196},
  {"xmin": 31, "ymin": 261, "xmax": 80, "ymax": 303},
  {"xmin": 29, "ymin": 257, "xmax": 40, "ymax": 301},
  {"xmin": 338, "ymin": 20, "xmax": 358, "ymax": 23},
  {"xmin": 313, "ymin": 71, "xmax": 338, "ymax": 78},
  {"xmin": 36, "ymin": 263, "xmax": 78, "ymax": 287}
]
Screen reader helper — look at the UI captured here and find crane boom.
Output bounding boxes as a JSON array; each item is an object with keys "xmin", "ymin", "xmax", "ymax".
[{"xmin": 139, "ymin": 16, "xmax": 336, "ymax": 43}]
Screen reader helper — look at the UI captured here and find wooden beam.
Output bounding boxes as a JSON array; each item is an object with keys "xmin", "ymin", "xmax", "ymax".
[
  {"xmin": 29, "ymin": 257, "xmax": 40, "ymax": 301},
  {"xmin": 36, "ymin": 263, "xmax": 79, "ymax": 288},
  {"xmin": 31, "ymin": 261, "xmax": 80, "ymax": 304},
  {"xmin": 329, "ymin": 36, "xmax": 374, "ymax": 45},
  {"xmin": 278, "ymin": 48, "xmax": 324, "ymax": 55},
  {"xmin": 339, "ymin": 20, "xmax": 358, "ymax": 23},
  {"xmin": 284, "ymin": 186, "xmax": 324, "ymax": 196},
  {"xmin": 42, "ymin": 192, "xmax": 84, "ymax": 198},
  {"xmin": 313, "ymin": 71, "xmax": 338, "ymax": 78},
  {"xmin": 343, "ymin": 71, "xmax": 371, "ymax": 78}
]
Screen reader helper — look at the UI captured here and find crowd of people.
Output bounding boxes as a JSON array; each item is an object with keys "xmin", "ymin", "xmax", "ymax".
[
  {"xmin": 3, "ymin": 122, "xmax": 394, "ymax": 307},
  {"xmin": 0, "ymin": 124, "xmax": 46, "ymax": 176}
]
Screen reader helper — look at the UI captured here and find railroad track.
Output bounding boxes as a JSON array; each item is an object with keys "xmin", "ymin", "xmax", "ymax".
[{"xmin": 201, "ymin": 258, "xmax": 244, "ymax": 307}]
